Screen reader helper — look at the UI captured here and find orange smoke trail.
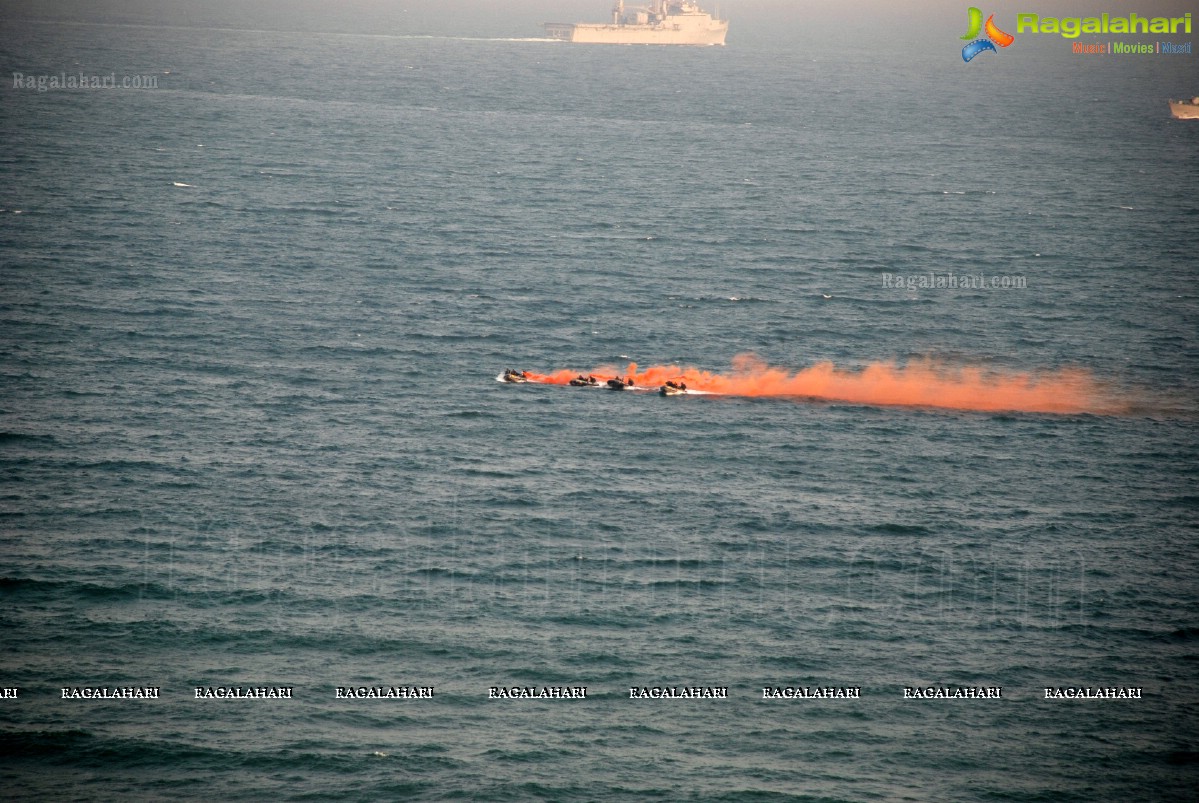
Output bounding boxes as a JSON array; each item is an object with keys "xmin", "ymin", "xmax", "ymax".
[{"xmin": 532, "ymin": 354, "xmax": 1125, "ymax": 414}]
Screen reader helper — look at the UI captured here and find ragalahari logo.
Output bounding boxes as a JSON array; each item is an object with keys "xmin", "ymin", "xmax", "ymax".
[{"xmin": 961, "ymin": 7, "xmax": 1015, "ymax": 61}]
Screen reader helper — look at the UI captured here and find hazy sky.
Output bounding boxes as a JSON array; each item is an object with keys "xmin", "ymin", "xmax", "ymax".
[{"xmin": 0, "ymin": 0, "xmax": 1193, "ymax": 44}]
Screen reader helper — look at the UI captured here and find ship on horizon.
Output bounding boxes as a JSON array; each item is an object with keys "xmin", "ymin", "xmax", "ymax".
[
  {"xmin": 544, "ymin": 1, "xmax": 728, "ymax": 46},
  {"xmin": 1168, "ymin": 97, "xmax": 1199, "ymax": 119}
]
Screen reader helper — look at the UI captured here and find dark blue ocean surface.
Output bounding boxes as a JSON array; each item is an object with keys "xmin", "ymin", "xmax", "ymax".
[{"xmin": 1, "ymin": 6, "xmax": 1197, "ymax": 801}]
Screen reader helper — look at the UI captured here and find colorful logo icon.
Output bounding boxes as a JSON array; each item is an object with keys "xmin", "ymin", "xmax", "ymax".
[{"xmin": 961, "ymin": 7, "xmax": 1015, "ymax": 61}]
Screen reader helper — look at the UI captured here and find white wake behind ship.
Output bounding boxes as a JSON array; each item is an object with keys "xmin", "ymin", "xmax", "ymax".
[{"xmin": 544, "ymin": 1, "xmax": 728, "ymax": 46}]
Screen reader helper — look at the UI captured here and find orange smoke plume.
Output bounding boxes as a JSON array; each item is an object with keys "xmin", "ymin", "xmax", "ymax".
[{"xmin": 531, "ymin": 354, "xmax": 1125, "ymax": 415}]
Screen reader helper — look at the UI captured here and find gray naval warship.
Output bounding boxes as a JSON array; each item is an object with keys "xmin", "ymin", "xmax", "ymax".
[{"xmin": 544, "ymin": 1, "xmax": 728, "ymax": 46}]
